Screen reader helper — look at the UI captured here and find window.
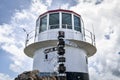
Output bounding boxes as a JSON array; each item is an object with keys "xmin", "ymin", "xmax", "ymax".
[
  {"xmin": 86, "ymin": 56, "xmax": 88, "ymax": 64},
  {"xmin": 62, "ymin": 13, "xmax": 72, "ymax": 29},
  {"xmin": 36, "ymin": 18, "xmax": 40, "ymax": 37},
  {"xmin": 36, "ymin": 18, "xmax": 40, "ymax": 28},
  {"xmin": 40, "ymin": 16, "xmax": 47, "ymax": 32},
  {"xmin": 49, "ymin": 13, "xmax": 59, "ymax": 29},
  {"xmin": 74, "ymin": 15, "xmax": 81, "ymax": 32}
]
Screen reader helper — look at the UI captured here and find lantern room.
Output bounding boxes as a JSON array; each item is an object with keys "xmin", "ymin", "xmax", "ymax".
[{"xmin": 35, "ymin": 9, "xmax": 84, "ymax": 42}]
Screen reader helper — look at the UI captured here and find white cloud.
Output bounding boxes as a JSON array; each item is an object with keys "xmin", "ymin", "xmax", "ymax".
[
  {"xmin": 59, "ymin": 0, "xmax": 120, "ymax": 80},
  {"xmin": 0, "ymin": 24, "xmax": 14, "ymax": 44},
  {"xmin": 0, "ymin": 0, "xmax": 120, "ymax": 79},
  {"xmin": 0, "ymin": 73, "xmax": 13, "ymax": 80},
  {"xmin": 0, "ymin": 0, "xmax": 47, "ymax": 74},
  {"xmin": 61, "ymin": 3, "xmax": 69, "ymax": 9},
  {"xmin": 30, "ymin": 0, "xmax": 47, "ymax": 15},
  {"xmin": 70, "ymin": 0, "xmax": 120, "ymax": 79},
  {"xmin": 46, "ymin": 0, "xmax": 53, "ymax": 7}
]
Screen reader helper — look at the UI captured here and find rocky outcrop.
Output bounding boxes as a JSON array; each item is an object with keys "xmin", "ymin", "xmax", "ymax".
[{"xmin": 14, "ymin": 70, "xmax": 57, "ymax": 80}]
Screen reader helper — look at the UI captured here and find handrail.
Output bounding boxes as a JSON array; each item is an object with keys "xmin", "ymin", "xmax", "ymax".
[
  {"xmin": 62, "ymin": 24, "xmax": 72, "ymax": 29},
  {"xmin": 49, "ymin": 24, "xmax": 59, "ymax": 29},
  {"xmin": 24, "ymin": 29, "xmax": 36, "ymax": 47},
  {"xmin": 83, "ymin": 28, "xmax": 96, "ymax": 46},
  {"xmin": 80, "ymin": 17, "xmax": 96, "ymax": 46},
  {"xmin": 24, "ymin": 25, "xmax": 96, "ymax": 47}
]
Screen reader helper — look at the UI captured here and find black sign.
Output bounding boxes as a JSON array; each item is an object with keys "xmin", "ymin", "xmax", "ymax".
[{"xmin": 44, "ymin": 47, "xmax": 57, "ymax": 54}]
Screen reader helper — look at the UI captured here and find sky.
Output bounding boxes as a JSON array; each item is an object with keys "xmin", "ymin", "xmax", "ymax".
[{"xmin": 0, "ymin": 0, "xmax": 120, "ymax": 80}]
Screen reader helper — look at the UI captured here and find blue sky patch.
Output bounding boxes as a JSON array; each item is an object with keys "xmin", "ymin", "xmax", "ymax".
[{"xmin": 0, "ymin": 0, "xmax": 31, "ymax": 24}]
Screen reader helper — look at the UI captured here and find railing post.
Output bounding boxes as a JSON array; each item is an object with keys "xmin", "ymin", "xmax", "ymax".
[
  {"xmin": 94, "ymin": 34, "xmax": 96, "ymax": 46},
  {"xmin": 90, "ymin": 32, "xmax": 93, "ymax": 45},
  {"xmin": 66, "ymin": 24, "xmax": 67, "ymax": 29},
  {"xmin": 83, "ymin": 27, "xmax": 86, "ymax": 41},
  {"xmin": 25, "ymin": 34, "xmax": 29, "ymax": 47}
]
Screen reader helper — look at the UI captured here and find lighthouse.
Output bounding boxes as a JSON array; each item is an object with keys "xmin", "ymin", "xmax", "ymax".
[{"xmin": 24, "ymin": 9, "xmax": 97, "ymax": 80}]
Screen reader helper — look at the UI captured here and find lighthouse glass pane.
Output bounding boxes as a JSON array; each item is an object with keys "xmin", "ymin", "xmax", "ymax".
[
  {"xmin": 49, "ymin": 13, "xmax": 59, "ymax": 29},
  {"xmin": 36, "ymin": 18, "xmax": 40, "ymax": 35},
  {"xmin": 40, "ymin": 16, "xmax": 47, "ymax": 32},
  {"xmin": 62, "ymin": 13, "xmax": 72, "ymax": 29},
  {"xmin": 74, "ymin": 15, "xmax": 81, "ymax": 32}
]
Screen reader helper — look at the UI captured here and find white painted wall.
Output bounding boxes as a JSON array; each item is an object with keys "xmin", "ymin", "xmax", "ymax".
[
  {"xmin": 38, "ymin": 29, "xmax": 83, "ymax": 42},
  {"xmin": 33, "ymin": 45, "xmax": 88, "ymax": 73}
]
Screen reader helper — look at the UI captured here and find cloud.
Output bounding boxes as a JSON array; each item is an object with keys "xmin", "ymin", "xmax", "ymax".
[
  {"xmin": 0, "ymin": 73, "xmax": 13, "ymax": 80},
  {"xmin": 40, "ymin": 0, "xmax": 78, "ymax": 10},
  {"xmin": 61, "ymin": 3, "xmax": 69, "ymax": 9},
  {"xmin": 69, "ymin": 0, "xmax": 120, "ymax": 80},
  {"xmin": 0, "ymin": 0, "xmax": 120, "ymax": 79},
  {"xmin": 0, "ymin": 24, "xmax": 14, "ymax": 44},
  {"xmin": 44, "ymin": 0, "xmax": 53, "ymax": 7},
  {"xmin": 0, "ymin": 0, "xmax": 47, "ymax": 74}
]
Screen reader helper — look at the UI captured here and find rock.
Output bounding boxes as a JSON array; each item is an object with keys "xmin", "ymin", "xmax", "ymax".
[{"xmin": 14, "ymin": 70, "xmax": 57, "ymax": 80}]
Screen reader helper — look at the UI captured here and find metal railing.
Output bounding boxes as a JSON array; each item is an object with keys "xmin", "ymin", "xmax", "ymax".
[
  {"xmin": 83, "ymin": 28, "xmax": 96, "ymax": 46},
  {"xmin": 49, "ymin": 24, "xmax": 72, "ymax": 29},
  {"xmin": 62, "ymin": 24, "xmax": 72, "ymax": 29},
  {"xmin": 49, "ymin": 24, "xmax": 59, "ymax": 29},
  {"xmin": 24, "ymin": 25, "xmax": 96, "ymax": 47},
  {"xmin": 23, "ymin": 28, "xmax": 36, "ymax": 47}
]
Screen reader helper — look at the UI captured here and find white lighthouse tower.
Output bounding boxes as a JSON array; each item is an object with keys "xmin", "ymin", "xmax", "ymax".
[{"xmin": 24, "ymin": 9, "xmax": 97, "ymax": 80}]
